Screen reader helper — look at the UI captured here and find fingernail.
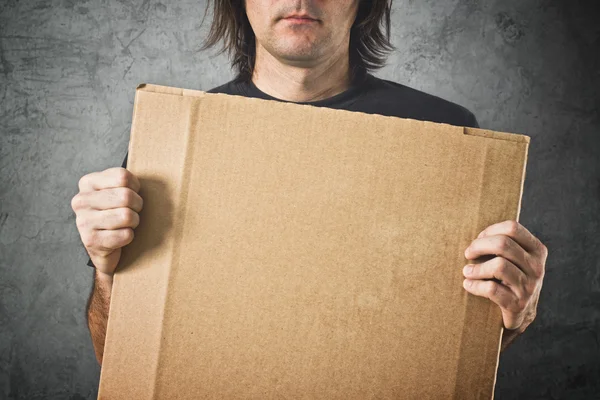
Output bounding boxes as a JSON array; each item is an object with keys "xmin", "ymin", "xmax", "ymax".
[{"xmin": 463, "ymin": 265, "xmax": 473, "ymax": 275}]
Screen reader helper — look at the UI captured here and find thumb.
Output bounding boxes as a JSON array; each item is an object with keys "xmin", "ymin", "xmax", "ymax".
[{"xmin": 90, "ymin": 248, "xmax": 122, "ymax": 277}]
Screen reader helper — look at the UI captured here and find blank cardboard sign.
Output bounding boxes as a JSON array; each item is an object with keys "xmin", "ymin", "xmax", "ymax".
[{"xmin": 97, "ymin": 83, "xmax": 529, "ymax": 400}]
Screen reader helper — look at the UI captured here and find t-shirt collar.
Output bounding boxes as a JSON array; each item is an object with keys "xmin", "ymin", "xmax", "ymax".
[{"xmin": 235, "ymin": 71, "xmax": 370, "ymax": 108}]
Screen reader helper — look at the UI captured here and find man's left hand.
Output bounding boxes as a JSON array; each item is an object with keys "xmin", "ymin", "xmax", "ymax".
[{"xmin": 462, "ymin": 220, "xmax": 548, "ymax": 347}]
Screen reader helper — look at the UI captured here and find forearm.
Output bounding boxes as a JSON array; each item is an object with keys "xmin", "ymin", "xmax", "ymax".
[
  {"xmin": 500, "ymin": 326, "xmax": 524, "ymax": 352},
  {"xmin": 500, "ymin": 308, "xmax": 537, "ymax": 352},
  {"xmin": 87, "ymin": 269, "xmax": 113, "ymax": 365}
]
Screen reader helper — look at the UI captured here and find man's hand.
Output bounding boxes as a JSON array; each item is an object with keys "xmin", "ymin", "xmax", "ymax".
[
  {"xmin": 71, "ymin": 167, "xmax": 143, "ymax": 277},
  {"xmin": 462, "ymin": 220, "xmax": 548, "ymax": 350}
]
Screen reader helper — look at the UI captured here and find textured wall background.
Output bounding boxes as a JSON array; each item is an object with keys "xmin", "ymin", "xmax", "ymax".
[{"xmin": 1, "ymin": 0, "xmax": 598, "ymax": 398}]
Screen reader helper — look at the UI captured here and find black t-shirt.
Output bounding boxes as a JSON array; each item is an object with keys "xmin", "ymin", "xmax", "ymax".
[{"xmin": 86, "ymin": 73, "xmax": 479, "ymax": 267}]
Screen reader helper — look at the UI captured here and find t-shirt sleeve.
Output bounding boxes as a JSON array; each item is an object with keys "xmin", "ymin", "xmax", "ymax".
[
  {"xmin": 86, "ymin": 151, "xmax": 129, "ymax": 268},
  {"xmin": 464, "ymin": 109, "xmax": 480, "ymax": 129},
  {"xmin": 121, "ymin": 151, "xmax": 129, "ymax": 168}
]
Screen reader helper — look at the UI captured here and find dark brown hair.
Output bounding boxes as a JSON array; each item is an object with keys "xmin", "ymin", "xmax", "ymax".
[{"xmin": 199, "ymin": 0, "xmax": 395, "ymax": 83}]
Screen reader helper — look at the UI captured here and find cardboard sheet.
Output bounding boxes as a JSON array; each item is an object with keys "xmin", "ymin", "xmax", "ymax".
[{"xmin": 97, "ymin": 83, "xmax": 530, "ymax": 399}]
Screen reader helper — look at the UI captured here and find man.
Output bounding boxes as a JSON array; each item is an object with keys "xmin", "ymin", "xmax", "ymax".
[{"xmin": 72, "ymin": 0, "xmax": 548, "ymax": 365}]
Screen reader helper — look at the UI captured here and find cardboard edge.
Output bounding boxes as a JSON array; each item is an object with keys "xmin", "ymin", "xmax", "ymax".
[
  {"xmin": 100, "ymin": 81, "xmax": 171, "ymax": 399},
  {"xmin": 98, "ymin": 81, "xmax": 149, "ymax": 398},
  {"xmin": 452, "ymin": 136, "xmax": 530, "ymax": 399},
  {"xmin": 136, "ymin": 82, "xmax": 206, "ymax": 98},
  {"xmin": 135, "ymin": 85, "xmax": 531, "ymax": 145},
  {"xmin": 490, "ymin": 326, "xmax": 504, "ymax": 400},
  {"xmin": 515, "ymin": 137, "xmax": 530, "ymax": 222}
]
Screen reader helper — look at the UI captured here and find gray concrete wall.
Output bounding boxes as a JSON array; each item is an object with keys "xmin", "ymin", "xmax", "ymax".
[{"xmin": 1, "ymin": 0, "xmax": 598, "ymax": 398}]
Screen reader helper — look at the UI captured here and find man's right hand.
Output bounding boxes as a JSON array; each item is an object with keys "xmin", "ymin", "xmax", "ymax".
[{"xmin": 71, "ymin": 167, "xmax": 143, "ymax": 277}]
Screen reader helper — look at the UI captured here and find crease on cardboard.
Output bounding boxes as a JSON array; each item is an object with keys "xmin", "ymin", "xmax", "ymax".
[
  {"xmin": 463, "ymin": 127, "xmax": 530, "ymax": 144},
  {"xmin": 121, "ymin": 87, "xmax": 166, "ymax": 400},
  {"xmin": 135, "ymin": 88, "xmax": 165, "ymax": 400},
  {"xmin": 451, "ymin": 141, "xmax": 490, "ymax": 399},
  {"xmin": 137, "ymin": 82, "xmax": 530, "ymax": 147},
  {"xmin": 98, "ymin": 85, "xmax": 153, "ymax": 399},
  {"xmin": 149, "ymin": 97, "xmax": 202, "ymax": 398},
  {"xmin": 486, "ymin": 138, "xmax": 529, "ymax": 399}
]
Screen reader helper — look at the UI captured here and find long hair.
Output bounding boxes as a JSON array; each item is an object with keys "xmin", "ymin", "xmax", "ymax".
[{"xmin": 199, "ymin": 0, "xmax": 395, "ymax": 83}]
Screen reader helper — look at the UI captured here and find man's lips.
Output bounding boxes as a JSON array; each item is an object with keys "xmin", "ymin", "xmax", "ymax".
[
  {"xmin": 282, "ymin": 13, "xmax": 318, "ymax": 21},
  {"xmin": 283, "ymin": 16, "xmax": 318, "ymax": 23}
]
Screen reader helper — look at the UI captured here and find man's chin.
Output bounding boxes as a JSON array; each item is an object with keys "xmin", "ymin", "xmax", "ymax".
[
  {"xmin": 273, "ymin": 54, "xmax": 324, "ymax": 68},
  {"xmin": 272, "ymin": 44, "xmax": 322, "ymax": 62}
]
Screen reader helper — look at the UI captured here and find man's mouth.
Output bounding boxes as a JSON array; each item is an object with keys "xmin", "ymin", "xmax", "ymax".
[{"xmin": 281, "ymin": 12, "xmax": 319, "ymax": 23}]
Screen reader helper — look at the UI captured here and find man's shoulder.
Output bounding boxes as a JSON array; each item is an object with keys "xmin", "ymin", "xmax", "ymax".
[
  {"xmin": 362, "ymin": 74, "xmax": 480, "ymax": 128},
  {"xmin": 206, "ymin": 79, "xmax": 242, "ymax": 95}
]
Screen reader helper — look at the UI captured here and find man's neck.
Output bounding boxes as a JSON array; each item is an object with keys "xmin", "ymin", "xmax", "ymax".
[{"xmin": 251, "ymin": 42, "xmax": 352, "ymax": 103}]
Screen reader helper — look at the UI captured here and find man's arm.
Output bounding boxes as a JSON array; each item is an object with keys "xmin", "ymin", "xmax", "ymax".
[
  {"xmin": 500, "ymin": 326, "xmax": 525, "ymax": 352},
  {"xmin": 86, "ymin": 269, "xmax": 114, "ymax": 365}
]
